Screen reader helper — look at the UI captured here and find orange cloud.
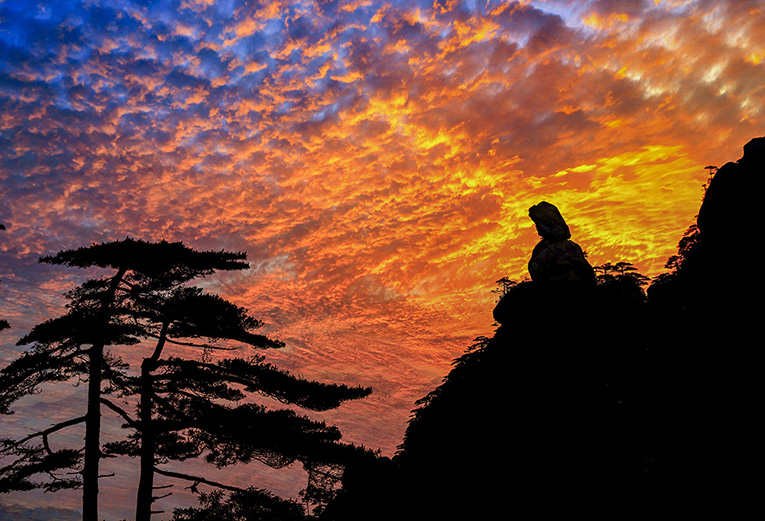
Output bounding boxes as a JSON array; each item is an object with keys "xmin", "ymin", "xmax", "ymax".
[{"xmin": 1, "ymin": 0, "xmax": 764, "ymax": 513}]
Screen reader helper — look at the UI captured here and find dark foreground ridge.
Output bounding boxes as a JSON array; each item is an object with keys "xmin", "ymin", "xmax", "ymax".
[{"xmin": 322, "ymin": 136, "xmax": 765, "ymax": 520}]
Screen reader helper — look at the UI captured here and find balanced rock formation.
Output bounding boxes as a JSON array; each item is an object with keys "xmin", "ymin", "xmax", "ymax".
[
  {"xmin": 494, "ymin": 202, "xmax": 596, "ymax": 325},
  {"xmin": 528, "ymin": 201, "xmax": 595, "ymax": 286}
]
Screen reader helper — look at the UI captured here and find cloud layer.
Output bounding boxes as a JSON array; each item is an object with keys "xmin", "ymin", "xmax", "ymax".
[{"xmin": 1, "ymin": 0, "xmax": 764, "ymax": 516}]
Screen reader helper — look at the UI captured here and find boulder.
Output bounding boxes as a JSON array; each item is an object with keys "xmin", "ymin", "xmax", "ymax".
[
  {"xmin": 528, "ymin": 239, "xmax": 594, "ymax": 284},
  {"xmin": 529, "ymin": 201, "xmax": 571, "ymax": 241}
]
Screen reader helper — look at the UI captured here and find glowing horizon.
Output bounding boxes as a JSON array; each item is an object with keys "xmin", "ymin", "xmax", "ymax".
[{"xmin": 1, "ymin": 0, "xmax": 764, "ymax": 518}]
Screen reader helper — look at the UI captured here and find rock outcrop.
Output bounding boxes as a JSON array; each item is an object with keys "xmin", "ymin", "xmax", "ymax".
[
  {"xmin": 697, "ymin": 136, "xmax": 765, "ymax": 254},
  {"xmin": 494, "ymin": 202, "xmax": 596, "ymax": 325},
  {"xmin": 527, "ymin": 201, "xmax": 595, "ymax": 286}
]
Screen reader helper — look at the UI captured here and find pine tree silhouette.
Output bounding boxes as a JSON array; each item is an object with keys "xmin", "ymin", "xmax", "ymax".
[{"xmin": 1, "ymin": 238, "xmax": 371, "ymax": 520}]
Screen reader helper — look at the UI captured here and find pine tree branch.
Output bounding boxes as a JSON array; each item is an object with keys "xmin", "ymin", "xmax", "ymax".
[
  {"xmin": 118, "ymin": 279, "xmax": 138, "ymax": 290},
  {"xmin": 0, "ymin": 416, "xmax": 87, "ymax": 455},
  {"xmin": 138, "ymin": 331, "xmax": 240, "ymax": 351},
  {"xmin": 153, "ymin": 466, "xmax": 246, "ymax": 493},
  {"xmin": 100, "ymin": 398, "xmax": 138, "ymax": 427},
  {"xmin": 154, "ymin": 357, "xmax": 371, "ymax": 410},
  {"xmin": 148, "ymin": 321, "xmax": 170, "ymax": 364},
  {"xmin": 146, "ymin": 393, "xmax": 206, "ymax": 433},
  {"xmin": 163, "ymin": 337, "xmax": 240, "ymax": 350}
]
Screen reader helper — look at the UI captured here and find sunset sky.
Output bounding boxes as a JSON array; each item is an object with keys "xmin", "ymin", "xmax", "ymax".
[{"xmin": 1, "ymin": 0, "xmax": 764, "ymax": 518}]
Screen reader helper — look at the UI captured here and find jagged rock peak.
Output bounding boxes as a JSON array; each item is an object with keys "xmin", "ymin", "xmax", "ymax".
[{"xmin": 741, "ymin": 136, "xmax": 765, "ymax": 164}]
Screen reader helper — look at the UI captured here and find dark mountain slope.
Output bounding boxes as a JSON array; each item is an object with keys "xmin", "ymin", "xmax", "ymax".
[
  {"xmin": 646, "ymin": 136, "xmax": 765, "ymax": 513},
  {"xmin": 323, "ymin": 136, "xmax": 764, "ymax": 520}
]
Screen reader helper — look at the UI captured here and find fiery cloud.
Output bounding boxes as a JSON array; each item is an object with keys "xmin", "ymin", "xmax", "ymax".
[{"xmin": 1, "ymin": 0, "xmax": 764, "ymax": 515}]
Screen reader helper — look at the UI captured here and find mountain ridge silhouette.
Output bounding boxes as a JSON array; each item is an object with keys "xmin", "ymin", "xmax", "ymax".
[{"xmin": 321, "ymin": 136, "xmax": 764, "ymax": 520}]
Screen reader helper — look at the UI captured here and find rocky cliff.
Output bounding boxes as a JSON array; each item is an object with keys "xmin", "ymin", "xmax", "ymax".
[{"xmin": 322, "ymin": 137, "xmax": 764, "ymax": 520}]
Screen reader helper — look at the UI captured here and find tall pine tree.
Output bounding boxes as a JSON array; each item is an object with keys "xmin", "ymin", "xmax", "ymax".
[
  {"xmin": 102, "ymin": 286, "xmax": 370, "ymax": 520},
  {"xmin": 1, "ymin": 238, "xmax": 370, "ymax": 520}
]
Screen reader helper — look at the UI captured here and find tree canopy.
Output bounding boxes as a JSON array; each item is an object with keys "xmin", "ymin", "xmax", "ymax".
[{"xmin": 1, "ymin": 238, "xmax": 371, "ymax": 520}]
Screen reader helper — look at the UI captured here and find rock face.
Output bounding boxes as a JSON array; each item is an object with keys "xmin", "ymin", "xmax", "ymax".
[
  {"xmin": 641, "ymin": 137, "xmax": 765, "ymax": 513},
  {"xmin": 527, "ymin": 202, "xmax": 595, "ymax": 285},
  {"xmin": 697, "ymin": 136, "xmax": 765, "ymax": 249}
]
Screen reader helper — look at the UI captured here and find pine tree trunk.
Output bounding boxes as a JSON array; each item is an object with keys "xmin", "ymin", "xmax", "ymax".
[
  {"xmin": 135, "ymin": 360, "xmax": 156, "ymax": 521},
  {"xmin": 82, "ymin": 339, "xmax": 103, "ymax": 521},
  {"xmin": 82, "ymin": 268, "xmax": 126, "ymax": 521},
  {"xmin": 136, "ymin": 321, "xmax": 168, "ymax": 521}
]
